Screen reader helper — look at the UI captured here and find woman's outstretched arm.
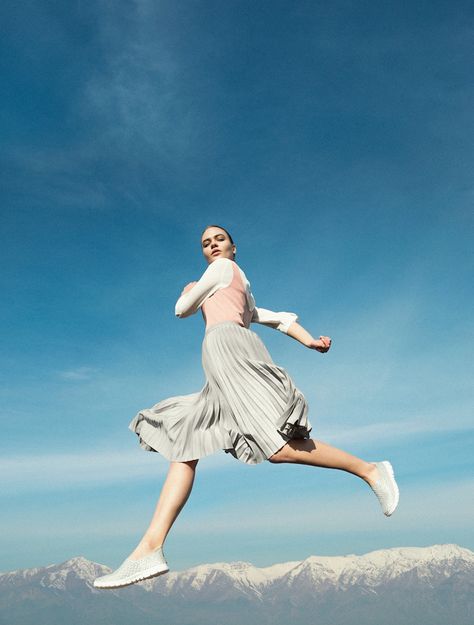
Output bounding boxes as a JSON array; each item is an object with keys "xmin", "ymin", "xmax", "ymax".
[
  {"xmin": 250, "ymin": 306, "xmax": 298, "ymax": 333},
  {"xmin": 285, "ymin": 320, "xmax": 332, "ymax": 352},
  {"xmin": 250, "ymin": 307, "xmax": 331, "ymax": 352}
]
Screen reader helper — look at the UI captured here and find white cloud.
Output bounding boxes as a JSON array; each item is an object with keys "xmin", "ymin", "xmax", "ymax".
[
  {"xmin": 57, "ymin": 367, "xmax": 99, "ymax": 381},
  {"xmin": 82, "ymin": 1, "xmax": 197, "ymax": 169},
  {"xmin": 0, "ymin": 446, "xmax": 233, "ymax": 494},
  {"xmin": 1, "ymin": 475, "xmax": 472, "ymax": 541},
  {"xmin": 1, "ymin": 411, "xmax": 471, "ymax": 495},
  {"xmin": 316, "ymin": 415, "xmax": 473, "ymax": 446},
  {"xmin": 175, "ymin": 476, "xmax": 474, "ymax": 535},
  {"xmin": 179, "ymin": 478, "xmax": 474, "ymax": 534}
]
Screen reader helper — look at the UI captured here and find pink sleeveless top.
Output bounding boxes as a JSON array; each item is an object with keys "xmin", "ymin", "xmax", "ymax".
[{"xmin": 201, "ymin": 261, "xmax": 253, "ymax": 330}]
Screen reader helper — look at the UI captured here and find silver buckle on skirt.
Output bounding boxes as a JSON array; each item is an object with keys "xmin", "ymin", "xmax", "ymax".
[{"xmin": 280, "ymin": 422, "xmax": 307, "ymax": 438}]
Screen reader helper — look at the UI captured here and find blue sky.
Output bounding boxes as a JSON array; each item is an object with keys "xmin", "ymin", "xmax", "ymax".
[{"xmin": 1, "ymin": 0, "xmax": 473, "ymax": 573}]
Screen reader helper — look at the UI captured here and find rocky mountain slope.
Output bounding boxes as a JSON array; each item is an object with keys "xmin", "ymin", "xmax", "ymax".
[{"xmin": 1, "ymin": 544, "xmax": 472, "ymax": 625}]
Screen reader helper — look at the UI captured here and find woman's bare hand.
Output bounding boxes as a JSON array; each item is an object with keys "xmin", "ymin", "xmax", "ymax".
[{"xmin": 307, "ymin": 336, "xmax": 332, "ymax": 353}]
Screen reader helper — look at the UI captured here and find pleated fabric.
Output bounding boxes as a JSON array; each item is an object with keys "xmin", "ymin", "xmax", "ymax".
[{"xmin": 128, "ymin": 321, "xmax": 313, "ymax": 465}]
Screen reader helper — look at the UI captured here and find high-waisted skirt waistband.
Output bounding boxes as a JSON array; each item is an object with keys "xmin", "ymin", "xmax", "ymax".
[{"xmin": 204, "ymin": 320, "xmax": 247, "ymax": 335}]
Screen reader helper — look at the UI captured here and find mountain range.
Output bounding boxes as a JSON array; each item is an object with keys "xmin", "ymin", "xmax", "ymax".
[{"xmin": 1, "ymin": 543, "xmax": 472, "ymax": 625}]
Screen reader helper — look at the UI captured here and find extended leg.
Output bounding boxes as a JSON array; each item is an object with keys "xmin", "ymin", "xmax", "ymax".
[
  {"xmin": 268, "ymin": 438, "xmax": 379, "ymax": 485},
  {"xmin": 268, "ymin": 438, "xmax": 399, "ymax": 516},
  {"xmin": 128, "ymin": 458, "xmax": 199, "ymax": 560}
]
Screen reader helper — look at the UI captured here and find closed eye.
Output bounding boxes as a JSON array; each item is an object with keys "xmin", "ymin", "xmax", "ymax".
[{"xmin": 202, "ymin": 235, "xmax": 225, "ymax": 247}]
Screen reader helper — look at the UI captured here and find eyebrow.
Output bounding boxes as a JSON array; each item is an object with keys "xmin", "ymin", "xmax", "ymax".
[{"xmin": 201, "ymin": 234, "xmax": 226, "ymax": 244}]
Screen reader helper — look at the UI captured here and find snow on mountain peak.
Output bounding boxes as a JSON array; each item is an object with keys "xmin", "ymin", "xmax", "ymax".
[{"xmin": 1, "ymin": 544, "xmax": 472, "ymax": 595}]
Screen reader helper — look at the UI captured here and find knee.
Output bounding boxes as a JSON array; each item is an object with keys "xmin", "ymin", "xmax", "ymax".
[
  {"xmin": 267, "ymin": 446, "xmax": 288, "ymax": 463},
  {"xmin": 267, "ymin": 455, "xmax": 282, "ymax": 464}
]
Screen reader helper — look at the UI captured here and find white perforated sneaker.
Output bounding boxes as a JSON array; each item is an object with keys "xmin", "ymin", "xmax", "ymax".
[
  {"xmin": 369, "ymin": 461, "xmax": 399, "ymax": 516},
  {"xmin": 93, "ymin": 545, "xmax": 169, "ymax": 589}
]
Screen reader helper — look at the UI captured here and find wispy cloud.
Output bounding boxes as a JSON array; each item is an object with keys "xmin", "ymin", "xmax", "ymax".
[
  {"xmin": 2, "ymin": 2, "xmax": 199, "ymax": 213},
  {"xmin": 1, "ymin": 414, "xmax": 471, "ymax": 495},
  {"xmin": 316, "ymin": 417, "xmax": 473, "ymax": 446},
  {"xmin": 82, "ymin": 1, "xmax": 198, "ymax": 170},
  {"xmin": 177, "ymin": 476, "xmax": 474, "ymax": 535},
  {"xmin": 0, "ymin": 446, "xmax": 232, "ymax": 494},
  {"xmin": 57, "ymin": 367, "xmax": 99, "ymax": 381},
  {"xmin": 281, "ymin": 268, "xmax": 473, "ymax": 435},
  {"xmin": 1, "ymin": 475, "xmax": 472, "ymax": 541}
]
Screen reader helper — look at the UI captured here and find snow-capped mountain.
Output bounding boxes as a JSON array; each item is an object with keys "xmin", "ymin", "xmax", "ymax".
[{"xmin": 1, "ymin": 544, "xmax": 473, "ymax": 625}]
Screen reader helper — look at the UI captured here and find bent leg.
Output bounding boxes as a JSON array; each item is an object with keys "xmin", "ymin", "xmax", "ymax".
[
  {"xmin": 128, "ymin": 458, "xmax": 199, "ymax": 560},
  {"xmin": 268, "ymin": 438, "xmax": 379, "ymax": 485}
]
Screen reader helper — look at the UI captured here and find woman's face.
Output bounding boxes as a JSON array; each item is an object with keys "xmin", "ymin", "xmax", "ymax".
[{"xmin": 201, "ymin": 227, "xmax": 236, "ymax": 263}]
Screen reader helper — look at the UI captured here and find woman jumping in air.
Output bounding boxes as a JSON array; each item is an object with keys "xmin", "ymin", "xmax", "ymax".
[{"xmin": 94, "ymin": 224, "xmax": 399, "ymax": 589}]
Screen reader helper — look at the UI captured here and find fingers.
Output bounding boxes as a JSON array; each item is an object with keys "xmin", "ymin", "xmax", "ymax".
[
  {"xmin": 318, "ymin": 336, "xmax": 332, "ymax": 352},
  {"xmin": 310, "ymin": 337, "xmax": 332, "ymax": 352}
]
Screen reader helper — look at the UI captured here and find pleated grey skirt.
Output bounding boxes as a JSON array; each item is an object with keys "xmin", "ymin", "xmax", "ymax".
[{"xmin": 128, "ymin": 321, "xmax": 313, "ymax": 465}]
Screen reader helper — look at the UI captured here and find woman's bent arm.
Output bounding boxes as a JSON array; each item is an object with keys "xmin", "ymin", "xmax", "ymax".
[{"xmin": 175, "ymin": 258, "xmax": 233, "ymax": 318}]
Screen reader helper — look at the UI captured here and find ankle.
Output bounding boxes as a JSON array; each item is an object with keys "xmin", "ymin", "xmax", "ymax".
[
  {"xmin": 361, "ymin": 462, "xmax": 379, "ymax": 486},
  {"xmin": 141, "ymin": 537, "xmax": 164, "ymax": 551}
]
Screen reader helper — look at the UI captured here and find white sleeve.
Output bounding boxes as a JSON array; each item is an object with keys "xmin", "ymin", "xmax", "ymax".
[
  {"xmin": 175, "ymin": 258, "xmax": 233, "ymax": 318},
  {"xmin": 250, "ymin": 306, "xmax": 298, "ymax": 334}
]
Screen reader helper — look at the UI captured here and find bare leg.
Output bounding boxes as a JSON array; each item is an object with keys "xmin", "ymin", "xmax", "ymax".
[
  {"xmin": 128, "ymin": 459, "xmax": 199, "ymax": 560},
  {"xmin": 267, "ymin": 438, "xmax": 380, "ymax": 485}
]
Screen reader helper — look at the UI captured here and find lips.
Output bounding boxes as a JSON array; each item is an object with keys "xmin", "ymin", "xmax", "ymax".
[{"xmin": 211, "ymin": 249, "xmax": 221, "ymax": 256}]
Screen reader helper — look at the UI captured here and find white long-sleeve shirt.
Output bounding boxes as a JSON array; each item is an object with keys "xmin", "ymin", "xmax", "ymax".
[{"xmin": 175, "ymin": 258, "xmax": 298, "ymax": 334}]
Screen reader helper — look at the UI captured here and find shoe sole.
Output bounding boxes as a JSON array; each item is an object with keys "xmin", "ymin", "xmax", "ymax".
[
  {"xmin": 380, "ymin": 461, "xmax": 399, "ymax": 516},
  {"xmin": 93, "ymin": 563, "xmax": 169, "ymax": 589}
]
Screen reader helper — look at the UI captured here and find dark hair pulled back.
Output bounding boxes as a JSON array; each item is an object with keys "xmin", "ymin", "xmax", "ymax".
[{"xmin": 201, "ymin": 224, "xmax": 234, "ymax": 245}]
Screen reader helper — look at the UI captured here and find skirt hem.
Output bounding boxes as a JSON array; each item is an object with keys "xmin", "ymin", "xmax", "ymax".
[
  {"xmin": 129, "ymin": 413, "xmax": 313, "ymax": 466},
  {"xmin": 128, "ymin": 321, "xmax": 313, "ymax": 466}
]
